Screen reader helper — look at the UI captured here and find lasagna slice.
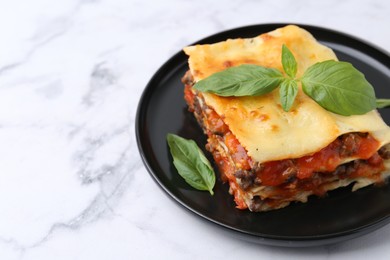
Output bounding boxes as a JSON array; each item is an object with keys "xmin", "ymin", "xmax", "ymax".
[{"xmin": 182, "ymin": 25, "xmax": 390, "ymax": 211}]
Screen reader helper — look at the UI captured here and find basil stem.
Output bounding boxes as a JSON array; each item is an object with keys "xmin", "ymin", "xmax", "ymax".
[{"xmin": 376, "ymin": 99, "xmax": 390, "ymax": 108}]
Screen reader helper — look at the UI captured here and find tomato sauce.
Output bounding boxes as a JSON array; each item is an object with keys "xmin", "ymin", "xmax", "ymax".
[
  {"xmin": 224, "ymin": 133, "xmax": 252, "ymax": 170},
  {"xmin": 206, "ymin": 110, "xmax": 229, "ymax": 135},
  {"xmin": 184, "ymin": 85, "xmax": 195, "ymax": 109},
  {"xmin": 213, "ymin": 152, "xmax": 247, "ymax": 209},
  {"xmin": 260, "ymin": 134, "xmax": 382, "ymax": 186}
]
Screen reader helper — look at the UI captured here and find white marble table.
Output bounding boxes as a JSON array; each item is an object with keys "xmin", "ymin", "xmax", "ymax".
[{"xmin": 1, "ymin": 0, "xmax": 389, "ymax": 259}]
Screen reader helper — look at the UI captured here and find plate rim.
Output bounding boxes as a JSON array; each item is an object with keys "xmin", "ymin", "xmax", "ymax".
[{"xmin": 135, "ymin": 23, "xmax": 390, "ymax": 247}]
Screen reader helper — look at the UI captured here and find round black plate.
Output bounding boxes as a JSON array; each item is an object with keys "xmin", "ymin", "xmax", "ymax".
[{"xmin": 136, "ymin": 24, "xmax": 390, "ymax": 247}]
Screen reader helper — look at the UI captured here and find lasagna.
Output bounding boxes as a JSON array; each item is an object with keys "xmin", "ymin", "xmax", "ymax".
[{"xmin": 182, "ymin": 25, "xmax": 390, "ymax": 211}]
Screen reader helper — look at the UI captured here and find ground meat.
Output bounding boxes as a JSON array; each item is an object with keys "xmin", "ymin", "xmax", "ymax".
[
  {"xmin": 333, "ymin": 164, "xmax": 347, "ymax": 176},
  {"xmin": 234, "ymin": 170, "xmax": 256, "ymax": 190},
  {"xmin": 193, "ymin": 96, "xmax": 202, "ymax": 116},
  {"xmin": 339, "ymin": 133, "xmax": 361, "ymax": 157},
  {"xmin": 346, "ymin": 160, "xmax": 362, "ymax": 176},
  {"xmin": 252, "ymin": 162, "xmax": 263, "ymax": 172},
  {"xmin": 283, "ymin": 170, "xmax": 297, "ymax": 184},
  {"xmin": 282, "ymin": 161, "xmax": 298, "ymax": 183},
  {"xmin": 252, "ymin": 163, "xmax": 263, "ymax": 185},
  {"xmin": 248, "ymin": 196, "xmax": 264, "ymax": 212},
  {"xmin": 332, "ymin": 159, "xmax": 368, "ymax": 179},
  {"xmin": 181, "ymin": 70, "xmax": 194, "ymax": 85},
  {"xmin": 205, "ymin": 135, "xmax": 222, "ymax": 153},
  {"xmin": 378, "ymin": 146, "xmax": 390, "ymax": 159}
]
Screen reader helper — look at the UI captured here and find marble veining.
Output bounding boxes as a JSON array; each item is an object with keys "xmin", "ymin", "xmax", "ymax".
[{"xmin": 0, "ymin": 0, "xmax": 390, "ymax": 259}]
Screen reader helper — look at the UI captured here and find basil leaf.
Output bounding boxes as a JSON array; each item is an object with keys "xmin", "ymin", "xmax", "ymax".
[
  {"xmin": 279, "ymin": 79, "xmax": 298, "ymax": 112},
  {"xmin": 166, "ymin": 133, "xmax": 215, "ymax": 195},
  {"xmin": 301, "ymin": 60, "xmax": 376, "ymax": 116},
  {"xmin": 193, "ymin": 64, "xmax": 284, "ymax": 96},
  {"xmin": 282, "ymin": 44, "xmax": 297, "ymax": 78},
  {"xmin": 376, "ymin": 99, "xmax": 390, "ymax": 108}
]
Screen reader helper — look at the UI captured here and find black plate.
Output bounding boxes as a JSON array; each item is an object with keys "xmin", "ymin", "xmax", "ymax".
[{"xmin": 136, "ymin": 24, "xmax": 390, "ymax": 247}]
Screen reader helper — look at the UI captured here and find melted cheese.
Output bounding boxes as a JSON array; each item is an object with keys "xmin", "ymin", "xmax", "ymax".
[{"xmin": 184, "ymin": 25, "xmax": 390, "ymax": 163}]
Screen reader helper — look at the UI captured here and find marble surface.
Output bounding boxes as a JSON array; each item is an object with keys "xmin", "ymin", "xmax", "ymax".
[{"xmin": 0, "ymin": 0, "xmax": 389, "ymax": 259}]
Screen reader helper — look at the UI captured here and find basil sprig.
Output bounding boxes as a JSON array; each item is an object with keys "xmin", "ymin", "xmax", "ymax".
[
  {"xmin": 167, "ymin": 134, "xmax": 216, "ymax": 195},
  {"xmin": 193, "ymin": 44, "xmax": 390, "ymax": 115}
]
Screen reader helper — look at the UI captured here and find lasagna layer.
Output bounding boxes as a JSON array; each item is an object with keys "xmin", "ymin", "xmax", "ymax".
[{"xmin": 183, "ymin": 71, "xmax": 390, "ymax": 211}]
